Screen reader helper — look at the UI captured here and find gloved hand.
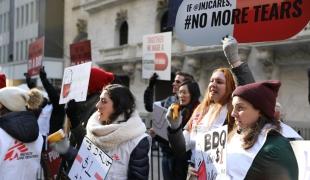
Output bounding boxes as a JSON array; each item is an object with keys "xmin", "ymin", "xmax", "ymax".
[
  {"xmin": 222, "ymin": 35, "xmax": 241, "ymax": 66},
  {"xmin": 166, "ymin": 103, "xmax": 182, "ymax": 129},
  {"xmin": 149, "ymin": 73, "xmax": 158, "ymax": 88},
  {"xmin": 49, "ymin": 137, "xmax": 70, "ymax": 154},
  {"xmin": 66, "ymin": 99, "xmax": 80, "ymax": 129},
  {"xmin": 39, "ymin": 66, "xmax": 47, "ymax": 80},
  {"xmin": 24, "ymin": 72, "xmax": 36, "ymax": 89}
]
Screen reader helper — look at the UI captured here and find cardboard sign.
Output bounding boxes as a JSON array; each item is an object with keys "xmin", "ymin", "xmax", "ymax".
[
  {"xmin": 195, "ymin": 125, "xmax": 227, "ymax": 179},
  {"xmin": 68, "ymin": 137, "xmax": 113, "ymax": 180},
  {"xmin": 70, "ymin": 40, "xmax": 92, "ymax": 65},
  {"xmin": 142, "ymin": 32, "xmax": 171, "ymax": 81},
  {"xmin": 28, "ymin": 37, "xmax": 44, "ymax": 76},
  {"xmin": 59, "ymin": 62, "xmax": 91, "ymax": 104},
  {"xmin": 175, "ymin": 0, "xmax": 310, "ymax": 46},
  {"xmin": 290, "ymin": 141, "xmax": 310, "ymax": 180},
  {"xmin": 152, "ymin": 101, "xmax": 169, "ymax": 140}
]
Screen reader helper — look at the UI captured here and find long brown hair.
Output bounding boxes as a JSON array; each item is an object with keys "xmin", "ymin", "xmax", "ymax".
[
  {"xmin": 241, "ymin": 115, "xmax": 281, "ymax": 150},
  {"xmin": 187, "ymin": 68, "xmax": 236, "ymax": 132}
]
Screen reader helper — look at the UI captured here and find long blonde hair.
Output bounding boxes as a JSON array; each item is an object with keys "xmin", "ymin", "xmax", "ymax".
[{"xmin": 187, "ymin": 68, "xmax": 236, "ymax": 132}]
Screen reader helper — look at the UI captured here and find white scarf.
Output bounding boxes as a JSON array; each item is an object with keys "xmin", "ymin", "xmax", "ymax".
[{"xmin": 86, "ymin": 111, "xmax": 146, "ymax": 151}]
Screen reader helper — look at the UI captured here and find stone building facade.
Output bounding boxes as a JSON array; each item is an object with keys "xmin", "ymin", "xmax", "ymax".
[{"xmin": 64, "ymin": 0, "xmax": 310, "ymax": 138}]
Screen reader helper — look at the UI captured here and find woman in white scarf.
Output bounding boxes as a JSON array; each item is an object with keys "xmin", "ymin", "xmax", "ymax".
[{"xmin": 52, "ymin": 84, "xmax": 150, "ymax": 180}]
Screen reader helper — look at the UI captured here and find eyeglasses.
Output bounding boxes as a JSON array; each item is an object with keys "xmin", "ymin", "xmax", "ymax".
[{"xmin": 174, "ymin": 80, "xmax": 181, "ymax": 84}]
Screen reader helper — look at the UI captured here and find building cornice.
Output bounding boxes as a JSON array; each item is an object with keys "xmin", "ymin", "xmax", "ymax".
[{"xmin": 81, "ymin": 0, "xmax": 136, "ymax": 14}]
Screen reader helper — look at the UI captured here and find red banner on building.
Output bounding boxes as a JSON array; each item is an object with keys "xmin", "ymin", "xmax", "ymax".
[
  {"xmin": 70, "ymin": 40, "xmax": 92, "ymax": 65},
  {"xmin": 28, "ymin": 37, "xmax": 44, "ymax": 76}
]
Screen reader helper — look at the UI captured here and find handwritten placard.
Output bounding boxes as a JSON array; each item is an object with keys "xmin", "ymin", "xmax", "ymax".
[
  {"xmin": 68, "ymin": 137, "xmax": 113, "ymax": 180},
  {"xmin": 195, "ymin": 125, "xmax": 227, "ymax": 180}
]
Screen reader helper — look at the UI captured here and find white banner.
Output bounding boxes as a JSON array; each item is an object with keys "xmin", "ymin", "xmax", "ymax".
[
  {"xmin": 59, "ymin": 62, "xmax": 91, "ymax": 104},
  {"xmin": 68, "ymin": 137, "xmax": 113, "ymax": 180},
  {"xmin": 142, "ymin": 32, "xmax": 171, "ymax": 81}
]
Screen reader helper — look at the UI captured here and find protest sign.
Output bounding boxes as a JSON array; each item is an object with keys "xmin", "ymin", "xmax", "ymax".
[
  {"xmin": 28, "ymin": 37, "xmax": 44, "ymax": 76},
  {"xmin": 142, "ymin": 32, "xmax": 171, "ymax": 80},
  {"xmin": 41, "ymin": 148, "xmax": 62, "ymax": 180},
  {"xmin": 69, "ymin": 137, "xmax": 113, "ymax": 180},
  {"xmin": 152, "ymin": 101, "xmax": 169, "ymax": 140},
  {"xmin": 59, "ymin": 62, "xmax": 91, "ymax": 104},
  {"xmin": 290, "ymin": 141, "xmax": 310, "ymax": 180},
  {"xmin": 70, "ymin": 40, "xmax": 92, "ymax": 65},
  {"xmin": 195, "ymin": 125, "xmax": 227, "ymax": 180},
  {"xmin": 175, "ymin": 0, "xmax": 310, "ymax": 46}
]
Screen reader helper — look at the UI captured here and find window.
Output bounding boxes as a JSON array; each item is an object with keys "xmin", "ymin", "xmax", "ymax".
[
  {"xmin": 21, "ymin": 6, "xmax": 24, "ymax": 27},
  {"xmin": 119, "ymin": 21, "xmax": 128, "ymax": 45},
  {"xmin": 16, "ymin": 42, "xmax": 19, "ymax": 61},
  {"xmin": 0, "ymin": 14, "xmax": 2, "ymax": 33},
  {"xmin": 36, "ymin": 0, "xmax": 39, "ymax": 21},
  {"xmin": 160, "ymin": 11, "xmax": 172, "ymax": 33},
  {"xmin": 3, "ymin": 45, "xmax": 6, "ymax": 62},
  {"xmin": 26, "ymin": 4, "xmax": 29, "ymax": 25},
  {"xmin": 30, "ymin": 2, "xmax": 34, "ymax": 23},
  {"xmin": 20, "ymin": 41, "xmax": 24, "ymax": 61},
  {"xmin": 3, "ymin": 13, "xmax": 6, "ymax": 32},
  {"xmin": 6, "ymin": 12, "xmax": 9, "ymax": 32},
  {"xmin": 16, "ymin": 7, "xmax": 20, "ymax": 28}
]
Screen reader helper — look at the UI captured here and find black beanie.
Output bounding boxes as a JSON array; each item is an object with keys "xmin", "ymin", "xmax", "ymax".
[{"xmin": 232, "ymin": 80, "xmax": 281, "ymax": 119}]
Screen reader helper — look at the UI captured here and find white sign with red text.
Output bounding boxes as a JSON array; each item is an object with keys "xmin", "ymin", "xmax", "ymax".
[
  {"xmin": 68, "ymin": 137, "xmax": 113, "ymax": 180},
  {"xmin": 142, "ymin": 32, "xmax": 171, "ymax": 81}
]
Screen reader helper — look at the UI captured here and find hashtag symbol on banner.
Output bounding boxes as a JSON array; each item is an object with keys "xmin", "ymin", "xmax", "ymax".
[{"xmin": 184, "ymin": 15, "xmax": 191, "ymax": 29}]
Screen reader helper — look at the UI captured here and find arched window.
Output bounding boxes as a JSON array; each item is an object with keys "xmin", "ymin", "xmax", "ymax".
[
  {"xmin": 160, "ymin": 11, "xmax": 172, "ymax": 33},
  {"xmin": 119, "ymin": 21, "xmax": 128, "ymax": 45}
]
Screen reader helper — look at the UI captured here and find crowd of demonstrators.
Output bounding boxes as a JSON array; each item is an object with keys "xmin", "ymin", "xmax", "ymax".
[
  {"xmin": 228, "ymin": 80, "xmax": 298, "ymax": 179},
  {"xmin": 143, "ymin": 71, "xmax": 194, "ymax": 180},
  {"xmin": 0, "ymin": 86, "xmax": 44, "ymax": 179},
  {"xmin": 166, "ymin": 36, "xmax": 255, "ymax": 179},
  {"xmin": 51, "ymin": 84, "xmax": 150, "ymax": 180}
]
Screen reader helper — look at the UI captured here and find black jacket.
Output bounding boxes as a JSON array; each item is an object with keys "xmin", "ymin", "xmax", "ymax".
[
  {"xmin": 40, "ymin": 75, "xmax": 66, "ymax": 134},
  {"xmin": 0, "ymin": 111, "xmax": 39, "ymax": 143}
]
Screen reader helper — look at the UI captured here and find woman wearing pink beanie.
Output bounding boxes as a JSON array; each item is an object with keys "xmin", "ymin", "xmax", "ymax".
[{"xmin": 227, "ymin": 80, "xmax": 298, "ymax": 180}]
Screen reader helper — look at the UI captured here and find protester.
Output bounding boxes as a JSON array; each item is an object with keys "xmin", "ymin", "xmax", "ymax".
[
  {"xmin": 166, "ymin": 36, "xmax": 255, "ymax": 179},
  {"xmin": 227, "ymin": 80, "xmax": 298, "ymax": 179},
  {"xmin": 51, "ymin": 84, "xmax": 150, "ymax": 179},
  {"xmin": 166, "ymin": 80, "xmax": 201, "ymax": 179},
  {"xmin": 66, "ymin": 66, "xmax": 115, "ymax": 148},
  {"xmin": 144, "ymin": 71, "xmax": 194, "ymax": 180},
  {"xmin": 0, "ymin": 87, "xmax": 44, "ymax": 179}
]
